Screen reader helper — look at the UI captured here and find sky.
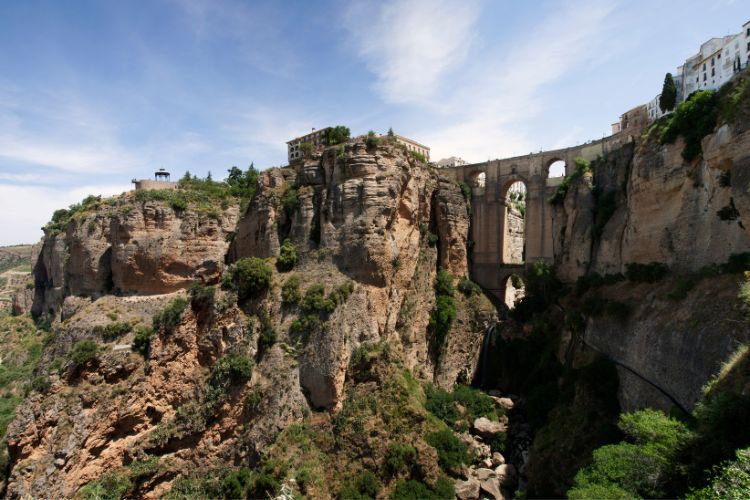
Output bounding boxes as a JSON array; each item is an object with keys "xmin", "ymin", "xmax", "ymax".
[{"xmin": 0, "ymin": 0, "xmax": 746, "ymax": 245}]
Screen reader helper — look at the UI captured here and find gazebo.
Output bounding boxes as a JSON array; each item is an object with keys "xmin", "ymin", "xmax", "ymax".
[{"xmin": 154, "ymin": 168, "xmax": 171, "ymax": 182}]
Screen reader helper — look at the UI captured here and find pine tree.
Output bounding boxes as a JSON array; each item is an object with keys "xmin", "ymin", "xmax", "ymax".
[{"xmin": 659, "ymin": 73, "xmax": 677, "ymax": 113}]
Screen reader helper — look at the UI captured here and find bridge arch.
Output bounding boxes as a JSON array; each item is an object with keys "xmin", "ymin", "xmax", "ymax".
[
  {"xmin": 546, "ymin": 158, "xmax": 567, "ymax": 178},
  {"xmin": 467, "ymin": 170, "xmax": 486, "ymax": 188},
  {"xmin": 503, "ymin": 273, "xmax": 525, "ymax": 309},
  {"xmin": 501, "ymin": 179, "xmax": 527, "ymax": 265}
]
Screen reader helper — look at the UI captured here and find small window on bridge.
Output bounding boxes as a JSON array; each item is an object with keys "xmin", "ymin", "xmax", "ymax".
[{"xmin": 548, "ymin": 160, "xmax": 566, "ymax": 178}]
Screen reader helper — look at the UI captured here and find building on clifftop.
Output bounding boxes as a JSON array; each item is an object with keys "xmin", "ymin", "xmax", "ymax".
[{"xmin": 132, "ymin": 168, "xmax": 178, "ymax": 191}]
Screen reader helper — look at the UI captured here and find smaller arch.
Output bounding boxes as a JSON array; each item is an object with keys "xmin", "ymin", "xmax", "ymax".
[
  {"xmin": 547, "ymin": 158, "xmax": 566, "ymax": 178},
  {"xmin": 468, "ymin": 170, "xmax": 486, "ymax": 188},
  {"xmin": 504, "ymin": 273, "xmax": 526, "ymax": 309}
]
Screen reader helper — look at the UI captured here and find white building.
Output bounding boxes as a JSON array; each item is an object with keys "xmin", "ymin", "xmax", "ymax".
[
  {"xmin": 435, "ymin": 156, "xmax": 467, "ymax": 168},
  {"xmin": 635, "ymin": 20, "xmax": 750, "ymax": 127},
  {"xmin": 393, "ymin": 134, "xmax": 430, "ymax": 161}
]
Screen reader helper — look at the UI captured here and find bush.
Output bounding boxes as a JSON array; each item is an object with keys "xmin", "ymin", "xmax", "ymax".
[
  {"xmin": 93, "ymin": 322, "xmax": 132, "ymax": 341},
  {"xmin": 434, "ymin": 269, "xmax": 454, "ymax": 297},
  {"xmin": 429, "ymin": 295, "xmax": 456, "ymax": 351},
  {"xmin": 323, "ymin": 125, "xmax": 350, "ymax": 146},
  {"xmin": 365, "ymin": 130, "xmax": 379, "ymax": 149},
  {"xmin": 277, "ymin": 239, "xmax": 298, "ymax": 271},
  {"xmin": 245, "ymin": 387, "xmax": 263, "ymax": 414},
  {"xmin": 289, "ymin": 315, "xmax": 324, "ymax": 343},
  {"xmin": 339, "ymin": 470, "xmax": 380, "ymax": 499},
  {"xmin": 625, "ymin": 262, "xmax": 669, "ymax": 283},
  {"xmin": 69, "ymin": 340, "xmax": 99, "ymax": 367},
  {"xmin": 30, "ymin": 375, "xmax": 51, "ymax": 394},
  {"xmin": 188, "ymin": 282, "xmax": 215, "ymax": 313},
  {"xmin": 425, "ymin": 429, "xmax": 472, "ymax": 472},
  {"xmin": 281, "ymin": 185, "xmax": 299, "ymax": 217},
  {"xmin": 425, "ymin": 384, "xmax": 499, "ymax": 431},
  {"xmin": 661, "ymin": 90, "xmax": 718, "ymax": 162},
  {"xmin": 133, "ymin": 326, "xmax": 154, "ymax": 357},
  {"xmin": 457, "ymin": 278, "xmax": 481, "ymax": 296},
  {"xmin": 688, "ymin": 448, "xmax": 750, "ymax": 499},
  {"xmin": 384, "ymin": 443, "xmax": 417, "ymax": 476},
  {"xmin": 409, "ymin": 151, "xmax": 427, "ymax": 163},
  {"xmin": 300, "ymin": 284, "xmax": 336, "ymax": 315},
  {"xmin": 390, "ymin": 477, "xmax": 454, "ymax": 500},
  {"xmin": 152, "ymin": 297, "xmax": 187, "ymax": 331},
  {"xmin": 281, "ymin": 275, "xmax": 302, "ymax": 305},
  {"xmin": 568, "ymin": 409, "xmax": 692, "ymax": 498},
  {"xmin": 427, "ymin": 232, "xmax": 439, "ymax": 247},
  {"xmin": 257, "ymin": 321, "xmax": 276, "ymax": 358},
  {"xmin": 79, "ymin": 470, "xmax": 132, "ymax": 500},
  {"xmin": 226, "ymin": 257, "xmax": 273, "ymax": 300},
  {"xmin": 208, "ymin": 353, "xmax": 254, "ymax": 390}
]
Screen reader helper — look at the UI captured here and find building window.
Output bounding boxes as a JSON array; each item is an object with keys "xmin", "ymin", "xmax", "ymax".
[
  {"xmin": 711, "ymin": 68, "xmax": 715, "ymax": 76},
  {"xmin": 703, "ymin": 63, "xmax": 706, "ymax": 71},
  {"xmin": 711, "ymin": 58, "xmax": 715, "ymax": 66},
  {"xmin": 703, "ymin": 73, "xmax": 707, "ymax": 81}
]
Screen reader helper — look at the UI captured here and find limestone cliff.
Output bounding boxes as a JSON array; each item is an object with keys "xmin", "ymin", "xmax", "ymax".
[
  {"xmin": 4, "ymin": 137, "xmax": 495, "ymax": 498},
  {"xmin": 32, "ymin": 197, "xmax": 239, "ymax": 318},
  {"xmin": 551, "ymin": 105, "xmax": 750, "ymax": 412}
]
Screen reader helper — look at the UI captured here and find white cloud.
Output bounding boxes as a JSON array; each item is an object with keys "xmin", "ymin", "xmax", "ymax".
[
  {"xmin": 0, "ymin": 183, "xmax": 130, "ymax": 246},
  {"xmin": 0, "ymin": 86, "xmax": 140, "ymax": 173},
  {"xmin": 344, "ymin": 0, "xmax": 481, "ymax": 104},
  {"xmin": 418, "ymin": 0, "xmax": 619, "ymax": 162}
]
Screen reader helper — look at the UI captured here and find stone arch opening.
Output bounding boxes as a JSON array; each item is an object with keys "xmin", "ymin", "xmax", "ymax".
[
  {"xmin": 468, "ymin": 170, "xmax": 486, "ymax": 188},
  {"xmin": 504, "ymin": 273, "xmax": 525, "ymax": 309},
  {"xmin": 503, "ymin": 180, "xmax": 526, "ymax": 264},
  {"xmin": 547, "ymin": 159, "xmax": 566, "ymax": 178}
]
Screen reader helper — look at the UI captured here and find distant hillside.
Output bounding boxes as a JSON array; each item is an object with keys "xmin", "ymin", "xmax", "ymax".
[{"xmin": 0, "ymin": 245, "xmax": 33, "ymax": 274}]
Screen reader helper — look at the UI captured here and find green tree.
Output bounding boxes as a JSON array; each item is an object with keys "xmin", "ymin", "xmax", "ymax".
[{"xmin": 660, "ymin": 73, "xmax": 677, "ymax": 112}]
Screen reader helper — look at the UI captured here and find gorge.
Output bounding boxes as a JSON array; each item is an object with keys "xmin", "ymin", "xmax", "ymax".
[{"xmin": 1, "ymin": 71, "xmax": 750, "ymax": 499}]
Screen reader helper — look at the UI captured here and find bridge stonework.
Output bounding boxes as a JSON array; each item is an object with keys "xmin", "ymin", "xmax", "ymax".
[{"xmin": 443, "ymin": 134, "xmax": 633, "ymax": 301}]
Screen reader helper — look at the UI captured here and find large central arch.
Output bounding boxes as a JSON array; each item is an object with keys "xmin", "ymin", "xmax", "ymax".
[{"xmin": 442, "ymin": 133, "xmax": 633, "ymax": 301}]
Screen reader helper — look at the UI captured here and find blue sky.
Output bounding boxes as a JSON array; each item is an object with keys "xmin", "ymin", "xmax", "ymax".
[{"xmin": 0, "ymin": 0, "xmax": 746, "ymax": 244}]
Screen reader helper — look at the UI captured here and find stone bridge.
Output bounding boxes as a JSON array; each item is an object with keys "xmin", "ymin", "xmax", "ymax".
[{"xmin": 443, "ymin": 133, "xmax": 633, "ymax": 303}]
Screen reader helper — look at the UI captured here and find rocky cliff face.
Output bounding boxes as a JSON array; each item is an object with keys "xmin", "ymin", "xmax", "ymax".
[
  {"xmin": 32, "ymin": 199, "xmax": 239, "ymax": 318},
  {"xmin": 231, "ymin": 138, "xmax": 485, "ymax": 408},
  {"xmin": 5, "ymin": 137, "xmax": 494, "ymax": 498},
  {"xmin": 551, "ymin": 118, "xmax": 750, "ymax": 412}
]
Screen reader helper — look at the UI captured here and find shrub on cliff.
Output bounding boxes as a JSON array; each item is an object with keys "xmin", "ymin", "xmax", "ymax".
[
  {"xmin": 93, "ymin": 322, "xmax": 132, "ymax": 341},
  {"xmin": 568, "ymin": 409, "xmax": 692, "ymax": 498},
  {"xmin": 69, "ymin": 339, "xmax": 99, "ymax": 367},
  {"xmin": 429, "ymin": 269, "xmax": 456, "ymax": 353},
  {"xmin": 323, "ymin": 125, "xmax": 350, "ymax": 146},
  {"xmin": 152, "ymin": 297, "xmax": 187, "ymax": 331},
  {"xmin": 224, "ymin": 257, "xmax": 273, "ymax": 300},
  {"xmin": 276, "ymin": 239, "xmax": 298, "ymax": 271},
  {"xmin": 661, "ymin": 89, "xmax": 718, "ymax": 162},
  {"xmin": 281, "ymin": 275, "xmax": 302, "ymax": 305},
  {"xmin": 688, "ymin": 448, "xmax": 750, "ymax": 499},
  {"xmin": 300, "ymin": 284, "xmax": 335, "ymax": 314},
  {"xmin": 132, "ymin": 326, "xmax": 154, "ymax": 357},
  {"xmin": 457, "ymin": 278, "xmax": 481, "ymax": 296},
  {"xmin": 425, "ymin": 429, "xmax": 472, "ymax": 472},
  {"xmin": 384, "ymin": 443, "xmax": 417, "ymax": 476},
  {"xmin": 188, "ymin": 282, "xmax": 215, "ymax": 313},
  {"xmin": 338, "ymin": 470, "xmax": 380, "ymax": 499}
]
